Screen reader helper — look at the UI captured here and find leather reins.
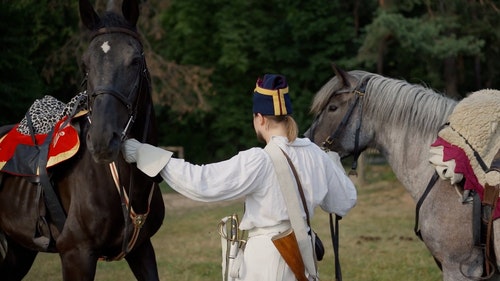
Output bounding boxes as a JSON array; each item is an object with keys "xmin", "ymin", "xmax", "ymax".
[
  {"xmin": 102, "ymin": 162, "xmax": 155, "ymax": 261},
  {"xmin": 308, "ymin": 78, "xmax": 368, "ymax": 281}
]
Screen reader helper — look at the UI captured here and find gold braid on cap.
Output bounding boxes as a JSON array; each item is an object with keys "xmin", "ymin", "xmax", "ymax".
[{"xmin": 254, "ymin": 84, "xmax": 289, "ymax": 115}]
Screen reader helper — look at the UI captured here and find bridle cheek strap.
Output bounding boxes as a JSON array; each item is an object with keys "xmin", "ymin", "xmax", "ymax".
[
  {"xmin": 85, "ymin": 27, "xmax": 149, "ymax": 142},
  {"xmin": 321, "ymin": 80, "xmax": 367, "ymax": 175}
]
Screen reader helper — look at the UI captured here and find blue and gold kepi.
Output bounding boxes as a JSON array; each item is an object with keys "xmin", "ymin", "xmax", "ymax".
[{"xmin": 252, "ymin": 74, "xmax": 293, "ymax": 116}]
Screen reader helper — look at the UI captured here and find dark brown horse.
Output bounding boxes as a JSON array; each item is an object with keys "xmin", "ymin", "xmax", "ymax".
[{"xmin": 0, "ymin": 0, "xmax": 164, "ymax": 280}]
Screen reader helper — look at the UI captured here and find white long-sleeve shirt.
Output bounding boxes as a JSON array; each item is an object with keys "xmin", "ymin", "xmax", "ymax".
[{"xmin": 159, "ymin": 136, "xmax": 357, "ymax": 230}]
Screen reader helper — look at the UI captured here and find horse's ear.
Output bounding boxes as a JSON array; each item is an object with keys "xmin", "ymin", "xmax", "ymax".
[
  {"xmin": 331, "ymin": 63, "xmax": 354, "ymax": 88},
  {"xmin": 79, "ymin": 0, "xmax": 101, "ymax": 31},
  {"xmin": 122, "ymin": 0, "xmax": 140, "ymax": 27}
]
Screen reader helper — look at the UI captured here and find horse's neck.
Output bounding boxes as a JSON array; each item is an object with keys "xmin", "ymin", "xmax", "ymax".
[
  {"xmin": 132, "ymin": 90, "xmax": 157, "ymax": 143},
  {"xmin": 363, "ymin": 81, "xmax": 456, "ymax": 201},
  {"xmin": 374, "ymin": 124, "xmax": 440, "ymax": 201}
]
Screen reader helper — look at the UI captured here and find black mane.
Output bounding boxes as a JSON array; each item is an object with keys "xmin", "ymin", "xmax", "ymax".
[{"xmin": 99, "ymin": 11, "xmax": 137, "ymax": 31}]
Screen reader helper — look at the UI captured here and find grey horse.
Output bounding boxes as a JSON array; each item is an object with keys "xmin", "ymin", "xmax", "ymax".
[{"xmin": 305, "ymin": 65, "xmax": 500, "ymax": 281}]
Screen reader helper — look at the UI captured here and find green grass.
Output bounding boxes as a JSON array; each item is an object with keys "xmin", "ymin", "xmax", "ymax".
[{"xmin": 23, "ymin": 164, "xmax": 441, "ymax": 280}]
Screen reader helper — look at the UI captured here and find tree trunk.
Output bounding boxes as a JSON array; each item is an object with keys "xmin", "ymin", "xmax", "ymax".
[
  {"xmin": 443, "ymin": 56, "xmax": 459, "ymax": 98},
  {"xmin": 474, "ymin": 56, "xmax": 482, "ymax": 90},
  {"xmin": 376, "ymin": 36, "xmax": 390, "ymax": 75}
]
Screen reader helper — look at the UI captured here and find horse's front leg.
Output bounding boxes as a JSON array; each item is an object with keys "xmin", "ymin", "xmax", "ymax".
[
  {"xmin": 59, "ymin": 248, "xmax": 98, "ymax": 281},
  {"xmin": 125, "ymin": 239, "xmax": 160, "ymax": 281}
]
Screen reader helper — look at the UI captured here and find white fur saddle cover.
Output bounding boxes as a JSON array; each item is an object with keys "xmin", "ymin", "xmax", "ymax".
[
  {"xmin": 434, "ymin": 89, "xmax": 500, "ymax": 187},
  {"xmin": 429, "ymin": 89, "xmax": 500, "ymax": 218}
]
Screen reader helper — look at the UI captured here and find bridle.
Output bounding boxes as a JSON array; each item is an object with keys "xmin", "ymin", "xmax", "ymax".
[
  {"xmin": 309, "ymin": 78, "xmax": 368, "ymax": 175},
  {"xmin": 81, "ymin": 26, "xmax": 154, "ymax": 261},
  {"xmin": 305, "ymin": 77, "xmax": 368, "ymax": 281},
  {"xmin": 84, "ymin": 27, "xmax": 150, "ymax": 142}
]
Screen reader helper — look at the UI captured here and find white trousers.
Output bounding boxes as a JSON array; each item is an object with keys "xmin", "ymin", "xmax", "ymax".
[
  {"xmin": 236, "ymin": 222, "xmax": 312, "ymax": 281},
  {"xmin": 237, "ymin": 233, "xmax": 296, "ymax": 280}
]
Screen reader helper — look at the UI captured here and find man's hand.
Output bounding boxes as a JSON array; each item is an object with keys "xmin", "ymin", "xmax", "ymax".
[{"xmin": 122, "ymin": 138, "xmax": 142, "ymax": 163}]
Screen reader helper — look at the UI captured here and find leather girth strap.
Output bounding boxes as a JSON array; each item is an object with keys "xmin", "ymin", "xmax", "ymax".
[
  {"xmin": 25, "ymin": 112, "xmax": 67, "ymax": 233},
  {"xmin": 38, "ymin": 130, "xmax": 67, "ymax": 233},
  {"xmin": 414, "ymin": 171, "xmax": 439, "ymax": 240},
  {"xmin": 481, "ymin": 183, "xmax": 499, "ymax": 277}
]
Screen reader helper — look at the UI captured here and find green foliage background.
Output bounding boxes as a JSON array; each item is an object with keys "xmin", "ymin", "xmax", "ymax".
[{"xmin": 2, "ymin": 0, "xmax": 500, "ymax": 163}]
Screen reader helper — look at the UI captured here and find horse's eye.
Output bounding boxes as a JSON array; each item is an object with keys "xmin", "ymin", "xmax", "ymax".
[{"xmin": 328, "ymin": 104, "xmax": 338, "ymax": 112}]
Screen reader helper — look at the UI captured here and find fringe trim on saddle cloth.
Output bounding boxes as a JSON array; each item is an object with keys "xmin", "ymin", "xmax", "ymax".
[{"xmin": 431, "ymin": 89, "xmax": 500, "ymax": 217}]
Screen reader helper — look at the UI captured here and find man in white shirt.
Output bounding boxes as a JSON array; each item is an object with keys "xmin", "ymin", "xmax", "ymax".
[{"xmin": 122, "ymin": 73, "xmax": 357, "ymax": 280}]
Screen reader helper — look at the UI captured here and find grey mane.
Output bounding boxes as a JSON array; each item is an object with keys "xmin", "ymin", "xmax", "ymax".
[
  {"xmin": 311, "ymin": 70, "xmax": 458, "ymax": 137},
  {"xmin": 364, "ymin": 71, "xmax": 458, "ymax": 136}
]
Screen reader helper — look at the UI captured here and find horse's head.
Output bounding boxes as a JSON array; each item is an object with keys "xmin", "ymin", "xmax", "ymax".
[
  {"xmin": 79, "ymin": 0, "xmax": 151, "ymax": 163},
  {"xmin": 305, "ymin": 64, "xmax": 373, "ymax": 159}
]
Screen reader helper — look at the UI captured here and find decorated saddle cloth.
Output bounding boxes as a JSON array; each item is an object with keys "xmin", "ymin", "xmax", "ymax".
[
  {"xmin": 430, "ymin": 89, "xmax": 500, "ymax": 218},
  {"xmin": 0, "ymin": 92, "xmax": 88, "ymax": 176}
]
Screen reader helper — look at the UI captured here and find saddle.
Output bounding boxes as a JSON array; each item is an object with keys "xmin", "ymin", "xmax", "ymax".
[
  {"xmin": 0, "ymin": 93, "xmax": 88, "ymax": 251},
  {"xmin": 0, "ymin": 93, "xmax": 87, "ymax": 176},
  {"xmin": 430, "ymin": 89, "xmax": 500, "ymax": 216},
  {"xmin": 429, "ymin": 89, "xmax": 500, "ymax": 276}
]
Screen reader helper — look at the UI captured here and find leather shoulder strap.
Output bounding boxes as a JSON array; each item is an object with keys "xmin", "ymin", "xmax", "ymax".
[
  {"xmin": 281, "ymin": 150, "xmax": 311, "ymax": 227},
  {"xmin": 264, "ymin": 141, "xmax": 317, "ymax": 278}
]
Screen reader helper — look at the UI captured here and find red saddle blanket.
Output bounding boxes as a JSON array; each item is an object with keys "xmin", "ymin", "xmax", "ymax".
[{"xmin": 0, "ymin": 116, "xmax": 80, "ymax": 176}]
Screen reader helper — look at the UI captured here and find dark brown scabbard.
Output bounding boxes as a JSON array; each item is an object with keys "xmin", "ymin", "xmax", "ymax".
[{"xmin": 272, "ymin": 229, "xmax": 308, "ymax": 281}]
